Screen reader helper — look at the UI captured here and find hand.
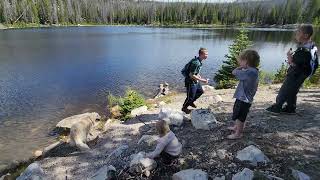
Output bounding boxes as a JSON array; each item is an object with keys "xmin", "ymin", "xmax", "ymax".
[
  {"xmin": 203, "ymin": 78, "xmax": 209, "ymax": 84},
  {"xmin": 287, "ymin": 49, "xmax": 293, "ymax": 64}
]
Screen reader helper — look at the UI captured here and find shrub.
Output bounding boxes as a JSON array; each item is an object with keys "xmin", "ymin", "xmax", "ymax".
[{"xmin": 106, "ymin": 88, "xmax": 146, "ymax": 121}]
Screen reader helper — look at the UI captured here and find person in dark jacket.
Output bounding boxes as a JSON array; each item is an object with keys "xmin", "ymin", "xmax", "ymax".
[
  {"xmin": 266, "ymin": 24, "xmax": 316, "ymax": 114},
  {"xmin": 182, "ymin": 48, "xmax": 209, "ymax": 114}
]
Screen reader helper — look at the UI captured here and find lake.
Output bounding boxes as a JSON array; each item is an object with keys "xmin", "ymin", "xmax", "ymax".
[{"xmin": 0, "ymin": 26, "xmax": 307, "ymax": 167}]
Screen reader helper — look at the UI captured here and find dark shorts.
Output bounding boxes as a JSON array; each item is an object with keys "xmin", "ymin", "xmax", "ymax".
[
  {"xmin": 158, "ymin": 151, "xmax": 179, "ymax": 165},
  {"xmin": 232, "ymin": 99, "xmax": 251, "ymax": 122}
]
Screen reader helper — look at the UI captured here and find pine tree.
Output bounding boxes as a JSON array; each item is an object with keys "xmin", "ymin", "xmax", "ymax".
[{"xmin": 214, "ymin": 29, "xmax": 251, "ymax": 89}]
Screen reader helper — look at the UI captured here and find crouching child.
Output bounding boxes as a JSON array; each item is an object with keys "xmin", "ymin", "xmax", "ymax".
[{"xmin": 146, "ymin": 120, "xmax": 182, "ymax": 165}]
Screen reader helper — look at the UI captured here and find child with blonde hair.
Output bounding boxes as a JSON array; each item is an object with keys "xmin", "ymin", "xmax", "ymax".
[
  {"xmin": 227, "ymin": 50, "xmax": 260, "ymax": 139},
  {"xmin": 146, "ymin": 120, "xmax": 182, "ymax": 164}
]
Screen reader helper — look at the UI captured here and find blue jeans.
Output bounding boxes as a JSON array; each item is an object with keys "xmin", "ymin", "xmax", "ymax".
[{"xmin": 183, "ymin": 82, "xmax": 204, "ymax": 108}]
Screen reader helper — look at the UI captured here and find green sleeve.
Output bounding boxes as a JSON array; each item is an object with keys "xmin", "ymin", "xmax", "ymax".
[{"xmin": 189, "ymin": 61, "xmax": 199, "ymax": 75}]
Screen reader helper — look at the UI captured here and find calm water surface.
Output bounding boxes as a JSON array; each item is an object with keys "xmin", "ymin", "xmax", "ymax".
[{"xmin": 0, "ymin": 26, "xmax": 309, "ymax": 167}]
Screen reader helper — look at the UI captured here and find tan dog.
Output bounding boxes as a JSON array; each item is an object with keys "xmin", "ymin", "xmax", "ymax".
[{"xmin": 69, "ymin": 112, "xmax": 101, "ymax": 151}]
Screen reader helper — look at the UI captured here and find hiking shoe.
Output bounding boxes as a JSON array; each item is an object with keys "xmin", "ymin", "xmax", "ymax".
[
  {"xmin": 190, "ymin": 102, "xmax": 197, "ymax": 108},
  {"xmin": 181, "ymin": 107, "xmax": 191, "ymax": 114},
  {"xmin": 281, "ymin": 106, "xmax": 296, "ymax": 115},
  {"xmin": 265, "ymin": 105, "xmax": 281, "ymax": 114}
]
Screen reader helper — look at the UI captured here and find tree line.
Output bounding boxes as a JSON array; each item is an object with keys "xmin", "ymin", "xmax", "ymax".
[{"xmin": 0, "ymin": 0, "xmax": 319, "ymax": 26}]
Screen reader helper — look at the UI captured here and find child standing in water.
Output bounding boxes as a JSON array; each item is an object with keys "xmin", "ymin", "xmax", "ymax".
[
  {"xmin": 227, "ymin": 50, "xmax": 260, "ymax": 139},
  {"xmin": 146, "ymin": 120, "xmax": 182, "ymax": 165}
]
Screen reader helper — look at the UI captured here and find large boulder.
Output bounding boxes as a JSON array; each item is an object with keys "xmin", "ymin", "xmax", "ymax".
[
  {"xmin": 191, "ymin": 109, "xmax": 220, "ymax": 130},
  {"xmin": 159, "ymin": 107, "xmax": 184, "ymax": 126},
  {"xmin": 236, "ymin": 145, "xmax": 270, "ymax": 166},
  {"xmin": 56, "ymin": 112, "xmax": 101, "ymax": 129},
  {"xmin": 232, "ymin": 168, "xmax": 254, "ymax": 180},
  {"xmin": 291, "ymin": 169, "xmax": 310, "ymax": 180},
  {"xmin": 16, "ymin": 162, "xmax": 45, "ymax": 180},
  {"xmin": 129, "ymin": 152, "xmax": 157, "ymax": 175},
  {"xmin": 89, "ymin": 165, "xmax": 116, "ymax": 180},
  {"xmin": 172, "ymin": 169, "xmax": 208, "ymax": 180},
  {"xmin": 131, "ymin": 106, "xmax": 148, "ymax": 117}
]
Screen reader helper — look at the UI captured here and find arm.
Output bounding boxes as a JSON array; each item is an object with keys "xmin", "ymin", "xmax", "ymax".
[
  {"xmin": 232, "ymin": 67, "xmax": 249, "ymax": 80},
  {"xmin": 189, "ymin": 73, "xmax": 208, "ymax": 83},
  {"xmin": 146, "ymin": 140, "xmax": 167, "ymax": 159},
  {"xmin": 188, "ymin": 62, "xmax": 208, "ymax": 83}
]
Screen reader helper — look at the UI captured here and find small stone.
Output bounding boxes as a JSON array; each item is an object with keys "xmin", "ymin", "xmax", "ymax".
[
  {"xmin": 172, "ymin": 169, "xmax": 208, "ymax": 180},
  {"xmin": 213, "ymin": 176, "xmax": 225, "ymax": 180},
  {"xmin": 291, "ymin": 169, "xmax": 310, "ymax": 180},
  {"xmin": 217, "ymin": 149, "xmax": 228, "ymax": 160},
  {"xmin": 236, "ymin": 145, "xmax": 270, "ymax": 166},
  {"xmin": 191, "ymin": 109, "xmax": 221, "ymax": 130},
  {"xmin": 129, "ymin": 152, "xmax": 157, "ymax": 174},
  {"xmin": 131, "ymin": 106, "xmax": 148, "ymax": 117},
  {"xmin": 232, "ymin": 168, "xmax": 254, "ymax": 180}
]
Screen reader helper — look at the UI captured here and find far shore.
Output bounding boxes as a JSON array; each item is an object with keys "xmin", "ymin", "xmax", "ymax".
[{"xmin": 0, "ymin": 22, "xmax": 310, "ymax": 30}]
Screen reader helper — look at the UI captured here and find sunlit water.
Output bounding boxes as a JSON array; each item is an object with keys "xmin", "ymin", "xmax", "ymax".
[{"xmin": 0, "ymin": 26, "xmax": 308, "ymax": 167}]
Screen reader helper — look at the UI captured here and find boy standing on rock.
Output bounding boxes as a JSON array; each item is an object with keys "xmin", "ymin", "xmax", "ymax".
[
  {"xmin": 227, "ymin": 50, "xmax": 260, "ymax": 139},
  {"xmin": 266, "ymin": 24, "xmax": 318, "ymax": 114},
  {"xmin": 181, "ymin": 48, "xmax": 209, "ymax": 114}
]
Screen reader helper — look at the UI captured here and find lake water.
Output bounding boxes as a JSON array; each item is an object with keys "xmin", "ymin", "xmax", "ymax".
[{"xmin": 0, "ymin": 26, "xmax": 307, "ymax": 167}]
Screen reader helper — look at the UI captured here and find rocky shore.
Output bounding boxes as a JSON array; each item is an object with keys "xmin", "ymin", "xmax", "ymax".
[{"xmin": 1, "ymin": 84, "xmax": 319, "ymax": 180}]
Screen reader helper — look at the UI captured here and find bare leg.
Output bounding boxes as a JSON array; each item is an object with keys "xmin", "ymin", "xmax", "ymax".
[{"xmin": 227, "ymin": 120, "xmax": 244, "ymax": 139}]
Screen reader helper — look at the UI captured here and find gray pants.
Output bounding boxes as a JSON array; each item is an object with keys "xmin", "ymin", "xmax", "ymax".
[{"xmin": 275, "ymin": 70, "xmax": 307, "ymax": 110}]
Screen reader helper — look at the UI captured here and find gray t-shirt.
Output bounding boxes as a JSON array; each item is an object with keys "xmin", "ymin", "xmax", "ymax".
[{"xmin": 233, "ymin": 67, "xmax": 259, "ymax": 103}]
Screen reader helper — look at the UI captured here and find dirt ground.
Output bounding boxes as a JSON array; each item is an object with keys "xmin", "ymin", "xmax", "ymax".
[{"xmin": 10, "ymin": 84, "xmax": 320, "ymax": 180}]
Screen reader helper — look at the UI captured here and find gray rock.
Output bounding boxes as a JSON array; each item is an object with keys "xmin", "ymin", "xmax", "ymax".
[
  {"xmin": 0, "ymin": 23, "xmax": 7, "ymax": 30},
  {"xmin": 202, "ymin": 85, "xmax": 215, "ymax": 90},
  {"xmin": 159, "ymin": 107, "xmax": 184, "ymax": 126},
  {"xmin": 90, "ymin": 165, "xmax": 116, "ymax": 180},
  {"xmin": 138, "ymin": 135, "xmax": 159, "ymax": 146},
  {"xmin": 56, "ymin": 112, "xmax": 101, "ymax": 129},
  {"xmin": 107, "ymin": 145, "xmax": 129, "ymax": 159},
  {"xmin": 291, "ymin": 169, "xmax": 310, "ymax": 180},
  {"xmin": 16, "ymin": 162, "xmax": 45, "ymax": 180},
  {"xmin": 129, "ymin": 152, "xmax": 157, "ymax": 174},
  {"xmin": 131, "ymin": 106, "xmax": 148, "ymax": 117},
  {"xmin": 191, "ymin": 109, "xmax": 220, "ymax": 130},
  {"xmin": 213, "ymin": 176, "xmax": 225, "ymax": 180},
  {"xmin": 314, "ymin": 114, "xmax": 320, "ymax": 121},
  {"xmin": 236, "ymin": 145, "xmax": 270, "ymax": 166},
  {"xmin": 232, "ymin": 168, "xmax": 254, "ymax": 180},
  {"xmin": 217, "ymin": 149, "xmax": 229, "ymax": 160},
  {"xmin": 172, "ymin": 169, "xmax": 208, "ymax": 180}
]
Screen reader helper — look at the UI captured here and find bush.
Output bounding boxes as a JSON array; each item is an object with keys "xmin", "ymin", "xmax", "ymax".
[
  {"xmin": 259, "ymin": 70, "xmax": 275, "ymax": 85},
  {"xmin": 273, "ymin": 63, "xmax": 288, "ymax": 84},
  {"xmin": 214, "ymin": 28, "xmax": 251, "ymax": 89},
  {"xmin": 107, "ymin": 88, "xmax": 146, "ymax": 121}
]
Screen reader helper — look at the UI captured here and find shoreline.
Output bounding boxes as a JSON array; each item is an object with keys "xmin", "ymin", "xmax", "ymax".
[{"xmin": 0, "ymin": 23, "xmax": 308, "ymax": 30}]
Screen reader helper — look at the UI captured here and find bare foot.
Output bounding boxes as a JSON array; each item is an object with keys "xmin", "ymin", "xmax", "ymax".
[{"xmin": 227, "ymin": 133, "xmax": 243, "ymax": 139}]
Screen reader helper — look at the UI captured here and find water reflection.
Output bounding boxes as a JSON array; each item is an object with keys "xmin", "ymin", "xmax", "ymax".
[{"xmin": 0, "ymin": 26, "xmax": 316, "ymax": 166}]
